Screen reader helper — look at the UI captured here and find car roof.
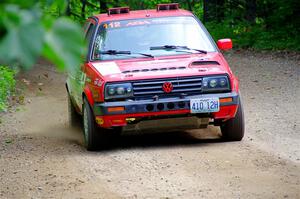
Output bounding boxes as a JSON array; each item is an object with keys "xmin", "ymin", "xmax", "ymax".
[{"xmin": 93, "ymin": 9, "xmax": 194, "ymax": 23}]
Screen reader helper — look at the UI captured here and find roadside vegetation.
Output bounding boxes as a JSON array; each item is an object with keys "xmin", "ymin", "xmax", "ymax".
[{"xmin": 0, "ymin": 66, "xmax": 15, "ymax": 112}]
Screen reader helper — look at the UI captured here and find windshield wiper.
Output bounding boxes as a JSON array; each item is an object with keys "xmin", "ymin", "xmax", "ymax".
[
  {"xmin": 132, "ymin": 52, "xmax": 154, "ymax": 58},
  {"xmin": 150, "ymin": 45, "xmax": 207, "ymax": 54},
  {"xmin": 98, "ymin": 50, "xmax": 154, "ymax": 58}
]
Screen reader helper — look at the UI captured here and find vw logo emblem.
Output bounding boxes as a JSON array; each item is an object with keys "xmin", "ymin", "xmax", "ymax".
[{"xmin": 162, "ymin": 82, "xmax": 173, "ymax": 93}]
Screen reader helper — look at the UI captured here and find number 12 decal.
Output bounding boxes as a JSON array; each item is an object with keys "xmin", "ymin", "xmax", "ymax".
[{"xmin": 103, "ymin": 22, "xmax": 121, "ymax": 29}]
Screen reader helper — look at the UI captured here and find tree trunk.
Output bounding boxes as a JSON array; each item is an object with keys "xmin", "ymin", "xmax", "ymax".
[
  {"xmin": 216, "ymin": 0, "xmax": 225, "ymax": 22},
  {"xmin": 99, "ymin": 0, "xmax": 107, "ymax": 13},
  {"xmin": 66, "ymin": 0, "xmax": 71, "ymax": 16},
  {"xmin": 81, "ymin": 0, "xmax": 86, "ymax": 18},
  {"xmin": 203, "ymin": 0, "xmax": 210, "ymax": 22}
]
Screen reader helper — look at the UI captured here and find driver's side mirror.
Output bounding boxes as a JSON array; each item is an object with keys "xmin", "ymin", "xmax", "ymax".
[{"xmin": 217, "ymin": 39, "xmax": 232, "ymax": 51}]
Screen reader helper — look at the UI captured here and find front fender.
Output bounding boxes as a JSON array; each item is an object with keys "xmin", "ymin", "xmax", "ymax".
[
  {"xmin": 83, "ymin": 86, "xmax": 94, "ymax": 107},
  {"xmin": 232, "ymin": 76, "xmax": 239, "ymax": 92}
]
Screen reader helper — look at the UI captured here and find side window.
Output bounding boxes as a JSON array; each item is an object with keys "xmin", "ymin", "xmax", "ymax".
[
  {"xmin": 93, "ymin": 34, "xmax": 103, "ymax": 59},
  {"xmin": 85, "ymin": 23, "xmax": 95, "ymax": 42},
  {"xmin": 84, "ymin": 23, "xmax": 95, "ymax": 61}
]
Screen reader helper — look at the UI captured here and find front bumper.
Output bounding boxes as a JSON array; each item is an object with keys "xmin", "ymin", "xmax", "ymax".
[{"xmin": 94, "ymin": 92, "xmax": 239, "ymax": 128}]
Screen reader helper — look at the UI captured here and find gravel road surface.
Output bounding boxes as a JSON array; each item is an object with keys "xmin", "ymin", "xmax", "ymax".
[{"xmin": 0, "ymin": 51, "xmax": 299, "ymax": 198}]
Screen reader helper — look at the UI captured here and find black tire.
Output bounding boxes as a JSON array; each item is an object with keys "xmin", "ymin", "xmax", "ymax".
[
  {"xmin": 221, "ymin": 98, "xmax": 245, "ymax": 141},
  {"xmin": 82, "ymin": 98, "xmax": 119, "ymax": 150},
  {"xmin": 68, "ymin": 94, "xmax": 81, "ymax": 127},
  {"xmin": 82, "ymin": 97, "xmax": 99, "ymax": 151}
]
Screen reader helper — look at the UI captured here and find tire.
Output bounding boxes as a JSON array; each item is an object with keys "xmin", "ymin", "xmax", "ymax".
[
  {"xmin": 221, "ymin": 97, "xmax": 245, "ymax": 141},
  {"xmin": 68, "ymin": 94, "xmax": 81, "ymax": 127},
  {"xmin": 82, "ymin": 97, "xmax": 119, "ymax": 150},
  {"xmin": 82, "ymin": 97, "xmax": 99, "ymax": 151}
]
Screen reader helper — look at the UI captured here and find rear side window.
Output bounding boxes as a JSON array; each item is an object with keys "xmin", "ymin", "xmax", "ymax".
[
  {"xmin": 84, "ymin": 22, "xmax": 96, "ymax": 61},
  {"xmin": 85, "ymin": 23, "xmax": 95, "ymax": 41}
]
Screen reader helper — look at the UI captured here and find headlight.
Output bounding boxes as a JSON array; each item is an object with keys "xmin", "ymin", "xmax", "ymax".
[
  {"xmin": 202, "ymin": 76, "xmax": 230, "ymax": 92},
  {"xmin": 209, "ymin": 79, "xmax": 217, "ymax": 88},
  {"xmin": 105, "ymin": 83, "xmax": 133, "ymax": 99},
  {"xmin": 116, "ymin": 87, "xmax": 125, "ymax": 95},
  {"xmin": 108, "ymin": 87, "xmax": 115, "ymax": 95}
]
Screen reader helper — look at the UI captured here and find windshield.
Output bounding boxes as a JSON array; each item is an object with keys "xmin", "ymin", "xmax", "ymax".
[{"xmin": 92, "ymin": 16, "xmax": 217, "ymax": 60}]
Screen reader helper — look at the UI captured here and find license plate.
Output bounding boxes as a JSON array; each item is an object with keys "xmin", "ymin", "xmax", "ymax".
[{"xmin": 190, "ymin": 98, "xmax": 220, "ymax": 113}]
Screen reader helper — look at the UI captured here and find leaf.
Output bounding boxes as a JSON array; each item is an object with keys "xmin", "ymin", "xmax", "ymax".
[
  {"xmin": 42, "ymin": 17, "xmax": 85, "ymax": 72},
  {"xmin": 0, "ymin": 5, "xmax": 44, "ymax": 69},
  {"xmin": 0, "ymin": 0, "xmax": 37, "ymax": 9}
]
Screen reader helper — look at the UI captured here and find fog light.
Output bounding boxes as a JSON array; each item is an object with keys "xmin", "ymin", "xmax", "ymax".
[
  {"xmin": 167, "ymin": 102, "xmax": 175, "ymax": 109},
  {"xmin": 146, "ymin": 104, "xmax": 154, "ymax": 111},
  {"xmin": 157, "ymin": 103, "xmax": 164, "ymax": 111},
  {"xmin": 178, "ymin": 101, "xmax": 185, "ymax": 108}
]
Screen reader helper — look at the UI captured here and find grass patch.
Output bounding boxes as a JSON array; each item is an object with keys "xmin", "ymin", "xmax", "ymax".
[{"xmin": 0, "ymin": 66, "xmax": 16, "ymax": 112}]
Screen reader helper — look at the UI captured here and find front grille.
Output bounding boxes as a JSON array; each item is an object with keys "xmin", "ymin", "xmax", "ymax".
[{"xmin": 132, "ymin": 76, "xmax": 202, "ymax": 98}]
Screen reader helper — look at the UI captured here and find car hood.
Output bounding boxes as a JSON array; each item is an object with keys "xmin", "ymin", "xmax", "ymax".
[{"xmin": 91, "ymin": 52, "xmax": 231, "ymax": 82}]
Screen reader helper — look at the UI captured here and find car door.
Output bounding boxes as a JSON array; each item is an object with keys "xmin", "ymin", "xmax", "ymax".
[{"xmin": 67, "ymin": 19, "xmax": 97, "ymax": 112}]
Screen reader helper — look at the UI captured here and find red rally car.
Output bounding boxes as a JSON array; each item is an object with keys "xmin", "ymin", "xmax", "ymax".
[{"xmin": 66, "ymin": 3, "xmax": 245, "ymax": 150}]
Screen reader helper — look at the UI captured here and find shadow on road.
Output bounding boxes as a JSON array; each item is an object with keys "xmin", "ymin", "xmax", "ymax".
[
  {"xmin": 101, "ymin": 131, "xmax": 223, "ymax": 151},
  {"xmin": 60, "ymin": 124, "xmax": 223, "ymax": 151},
  {"xmin": 16, "ymin": 124, "xmax": 224, "ymax": 153}
]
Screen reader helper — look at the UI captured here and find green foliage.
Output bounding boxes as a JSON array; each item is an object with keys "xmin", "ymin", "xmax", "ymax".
[
  {"xmin": 0, "ymin": 0, "xmax": 85, "ymax": 71},
  {"xmin": 200, "ymin": 0, "xmax": 300, "ymax": 51},
  {"xmin": 0, "ymin": 66, "xmax": 15, "ymax": 112},
  {"xmin": 0, "ymin": 5, "xmax": 44, "ymax": 69},
  {"xmin": 43, "ymin": 17, "xmax": 85, "ymax": 72},
  {"xmin": 206, "ymin": 21, "xmax": 300, "ymax": 51}
]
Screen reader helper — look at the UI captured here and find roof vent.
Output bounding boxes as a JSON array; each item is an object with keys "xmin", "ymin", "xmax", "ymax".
[
  {"xmin": 108, "ymin": 7, "xmax": 130, "ymax": 16},
  {"xmin": 157, "ymin": 3, "xmax": 179, "ymax": 11}
]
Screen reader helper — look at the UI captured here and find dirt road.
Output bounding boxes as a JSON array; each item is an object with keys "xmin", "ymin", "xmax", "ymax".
[{"xmin": 0, "ymin": 51, "xmax": 299, "ymax": 198}]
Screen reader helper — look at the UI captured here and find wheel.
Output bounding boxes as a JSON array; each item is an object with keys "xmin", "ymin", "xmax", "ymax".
[
  {"xmin": 68, "ymin": 94, "xmax": 81, "ymax": 127},
  {"xmin": 82, "ymin": 97, "xmax": 99, "ymax": 151},
  {"xmin": 221, "ymin": 97, "xmax": 245, "ymax": 141},
  {"xmin": 82, "ymin": 97, "xmax": 119, "ymax": 150}
]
